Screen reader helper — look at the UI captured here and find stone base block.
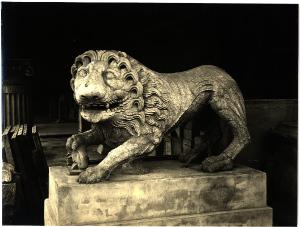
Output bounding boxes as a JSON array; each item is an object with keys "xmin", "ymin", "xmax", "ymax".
[
  {"xmin": 45, "ymin": 199, "xmax": 272, "ymax": 226},
  {"xmin": 45, "ymin": 160, "xmax": 272, "ymax": 225}
]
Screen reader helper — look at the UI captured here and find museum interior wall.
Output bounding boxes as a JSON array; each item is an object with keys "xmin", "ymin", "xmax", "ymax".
[{"xmin": 2, "ymin": 3, "xmax": 298, "ymax": 226}]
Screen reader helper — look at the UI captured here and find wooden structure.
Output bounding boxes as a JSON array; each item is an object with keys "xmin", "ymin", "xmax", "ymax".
[
  {"xmin": 2, "ymin": 85, "xmax": 30, "ymax": 127},
  {"xmin": 2, "ymin": 124, "xmax": 48, "ymax": 225}
]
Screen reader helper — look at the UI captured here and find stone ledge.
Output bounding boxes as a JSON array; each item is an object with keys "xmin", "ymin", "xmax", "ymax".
[
  {"xmin": 46, "ymin": 160, "xmax": 267, "ymax": 225},
  {"xmin": 45, "ymin": 199, "xmax": 272, "ymax": 226},
  {"xmin": 110, "ymin": 207, "xmax": 273, "ymax": 226}
]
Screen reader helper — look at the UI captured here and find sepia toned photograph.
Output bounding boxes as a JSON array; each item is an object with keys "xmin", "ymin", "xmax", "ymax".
[{"xmin": 1, "ymin": 2, "xmax": 298, "ymax": 226}]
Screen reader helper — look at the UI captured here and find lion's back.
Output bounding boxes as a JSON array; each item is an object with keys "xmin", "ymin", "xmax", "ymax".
[{"xmin": 160, "ymin": 65, "xmax": 237, "ymax": 96}]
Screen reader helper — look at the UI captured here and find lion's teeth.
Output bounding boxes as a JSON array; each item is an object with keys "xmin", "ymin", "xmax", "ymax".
[{"xmin": 106, "ymin": 103, "xmax": 110, "ymax": 109}]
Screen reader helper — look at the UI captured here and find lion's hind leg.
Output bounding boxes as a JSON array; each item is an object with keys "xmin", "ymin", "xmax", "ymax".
[{"xmin": 201, "ymin": 86, "xmax": 250, "ymax": 172}]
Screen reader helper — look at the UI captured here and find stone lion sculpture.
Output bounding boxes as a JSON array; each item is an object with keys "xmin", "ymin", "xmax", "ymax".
[{"xmin": 66, "ymin": 50, "xmax": 250, "ymax": 184}]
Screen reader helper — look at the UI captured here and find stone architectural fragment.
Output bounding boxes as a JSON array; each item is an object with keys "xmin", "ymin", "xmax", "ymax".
[{"xmin": 45, "ymin": 160, "xmax": 272, "ymax": 226}]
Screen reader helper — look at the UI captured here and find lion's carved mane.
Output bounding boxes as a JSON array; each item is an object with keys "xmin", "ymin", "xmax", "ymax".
[{"xmin": 71, "ymin": 50, "xmax": 170, "ymax": 136}]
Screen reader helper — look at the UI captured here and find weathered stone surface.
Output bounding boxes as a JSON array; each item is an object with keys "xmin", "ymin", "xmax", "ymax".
[
  {"xmin": 45, "ymin": 160, "xmax": 269, "ymax": 225},
  {"xmin": 2, "ymin": 162, "xmax": 15, "ymax": 183},
  {"xmin": 45, "ymin": 199, "xmax": 271, "ymax": 226},
  {"xmin": 67, "ymin": 50, "xmax": 250, "ymax": 183},
  {"xmin": 111, "ymin": 207, "xmax": 273, "ymax": 226}
]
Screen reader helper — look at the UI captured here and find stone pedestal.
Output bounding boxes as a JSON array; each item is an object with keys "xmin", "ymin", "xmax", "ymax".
[{"xmin": 44, "ymin": 160, "xmax": 272, "ymax": 226}]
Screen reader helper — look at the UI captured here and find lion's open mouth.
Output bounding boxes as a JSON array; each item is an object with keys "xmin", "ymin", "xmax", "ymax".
[
  {"xmin": 82, "ymin": 102, "xmax": 120, "ymax": 111},
  {"xmin": 79, "ymin": 99, "xmax": 125, "ymax": 123}
]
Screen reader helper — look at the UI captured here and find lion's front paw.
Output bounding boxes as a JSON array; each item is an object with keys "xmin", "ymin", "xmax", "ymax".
[
  {"xmin": 66, "ymin": 134, "xmax": 85, "ymax": 152},
  {"xmin": 201, "ymin": 154, "xmax": 234, "ymax": 172},
  {"xmin": 78, "ymin": 167, "xmax": 109, "ymax": 184}
]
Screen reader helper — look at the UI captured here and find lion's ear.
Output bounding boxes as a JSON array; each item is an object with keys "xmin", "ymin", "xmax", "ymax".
[{"xmin": 70, "ymin": 78, "xmax": 75, "ymax": 91}]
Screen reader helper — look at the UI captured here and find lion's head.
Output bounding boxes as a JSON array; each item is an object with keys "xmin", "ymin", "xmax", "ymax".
[{"xmin": 71, "ymin": 50, "xmax": 169, "ymax": 136}]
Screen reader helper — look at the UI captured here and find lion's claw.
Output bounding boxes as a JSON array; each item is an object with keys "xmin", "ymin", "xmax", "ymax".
[
  {"xmin": 78, "ymin": 167, "xmax": 108, "ymax": 184},
  {"xmin": 66, "ymin": 134, "xmax": 85, "ymax": 152},
  {"xmin": 201, "ymin": 155, "xmax": 234, "ymax": 172}
]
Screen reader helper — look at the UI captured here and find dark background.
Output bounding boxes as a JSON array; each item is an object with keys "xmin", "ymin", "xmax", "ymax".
[{"xmin": 1, "ymin": 3, "xmax": 298, "ymax": 122}]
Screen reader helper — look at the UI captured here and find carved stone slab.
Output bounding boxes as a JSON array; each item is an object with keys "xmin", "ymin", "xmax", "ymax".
[{"xmin": 45, "ymin": 160, "xmax": 271, "ymax": 225}]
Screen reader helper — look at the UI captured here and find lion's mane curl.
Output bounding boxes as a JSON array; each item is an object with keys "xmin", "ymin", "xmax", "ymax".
[{"xmin": 71, "ymin": 50, "xmax": 169, "ymax": 136}]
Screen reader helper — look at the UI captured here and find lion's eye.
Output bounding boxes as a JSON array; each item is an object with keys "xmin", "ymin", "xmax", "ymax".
[{"xmin": 105, "ymin": 72, "xmax": 115, "ymax": 80}]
